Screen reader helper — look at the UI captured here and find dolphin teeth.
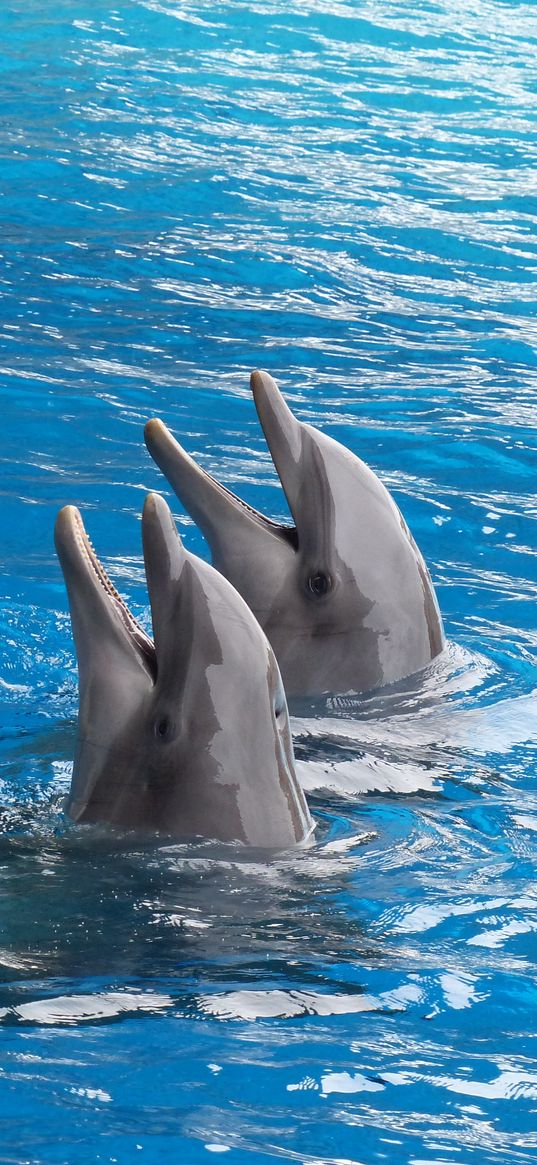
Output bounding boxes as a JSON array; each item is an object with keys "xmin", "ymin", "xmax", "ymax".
[{"xmin": 71, "ymin": 509, "xmax": 156, "ymax": 676}]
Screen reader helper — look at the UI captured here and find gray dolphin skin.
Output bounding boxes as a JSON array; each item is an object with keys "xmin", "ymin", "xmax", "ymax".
[
  {"xmin": 54, "ymin": 493, "xmax": 313, "ymax": 847},
  {"xmin": 144, "ymin": 370, "xmax": 444, "ymax": 698}
]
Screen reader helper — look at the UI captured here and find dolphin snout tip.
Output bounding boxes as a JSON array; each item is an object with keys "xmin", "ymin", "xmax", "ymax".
[
  {"xmin": 54, "ymin": 504, "xmax": 83, "ymax": 550},
  {"xmin": 56, "ymin": 503, "xmax": 81, "ymax": 523},
  {"xmin": 144, "ymin": 417, "xmax": 166, "ymax": 445},
  {"xmin": 143, "ymin": 491, "xmax": 168, "ymax": 520},
  {"xmin": 142, "ymin": 492, "xmax": 185, "ymax": 553},
  {"xmin": 143, "ymin": 491, "xmax": 158, "ymax": 513},
  {"xmin": 250, "ymin": 368, "xmax": 274, "ymax": 394}
]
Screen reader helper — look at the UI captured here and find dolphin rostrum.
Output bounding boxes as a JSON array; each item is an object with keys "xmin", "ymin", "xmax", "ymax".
[
  {"xmin": 144, "ymin": 370, "xmax": 444, "ymax": 698},
  {"xmin": 54, "ymin": 492, "xmax": 313, "ymax": 846}
]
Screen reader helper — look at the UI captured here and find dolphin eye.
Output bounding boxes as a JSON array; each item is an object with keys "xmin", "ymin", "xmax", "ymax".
[
  {"xmin": 155, "ymin": 716, "xmax": 171, "ymax": 741},
  {"xmin": 307, "ymin": 572, "xmax": 331, "ymax": 598}
]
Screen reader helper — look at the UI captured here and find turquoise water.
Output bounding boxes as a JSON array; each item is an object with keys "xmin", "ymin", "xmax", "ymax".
[{"xmin": 1, "ymin": 1, "xmax": 536, "ymax": 1162}]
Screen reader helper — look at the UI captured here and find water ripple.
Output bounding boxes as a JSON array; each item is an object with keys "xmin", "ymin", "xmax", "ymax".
[{"xmin": 1, "ymin": 0, "xmax": 536, "ymax": 1161}]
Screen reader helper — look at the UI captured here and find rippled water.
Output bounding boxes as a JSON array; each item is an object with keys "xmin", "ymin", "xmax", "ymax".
[{"xmin": 1, "ymin": 1, "xmax": 536, "ymax": 1162}]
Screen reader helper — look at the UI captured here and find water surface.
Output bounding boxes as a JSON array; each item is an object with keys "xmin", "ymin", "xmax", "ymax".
[{"xmin": 1, "ymin": 2, "xmax": 536, "ymax": 1163}]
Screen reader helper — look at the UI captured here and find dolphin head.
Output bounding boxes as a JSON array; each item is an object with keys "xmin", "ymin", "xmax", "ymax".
[
  {"xmin": 145, "ymin": 371, "xmax": 444, "ymax": 697},
  {"xmin": 54, "ymin": 493, "xmax": 312, "ymax": 846}
]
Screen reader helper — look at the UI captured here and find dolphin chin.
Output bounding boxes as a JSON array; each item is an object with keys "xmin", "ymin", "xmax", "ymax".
[
  {"xmin": 55, "ymin": 494, "xmax": 313, "ymax": 847},
  {"xmin": 145, "ymin": 371, "xmax": 445, "ymax": 699}
]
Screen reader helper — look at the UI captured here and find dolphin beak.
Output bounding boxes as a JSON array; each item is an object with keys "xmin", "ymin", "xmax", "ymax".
[
  {"xmin": 141, "ymin": 492, "xmax": 188, "ymax": 663},
  {"xmin": 144, "ymin": 410, "xmax": 298, "ymax": 558},
  {"xmin": 55, "ymin": 505, "xmax": 157, "ymax": 822},
  {"xmin": 54, "ymin": 505, "xmax": 156, "ymax": 684},
  {"xmin": 249, "ymin": 369, "xmax": 305, "ymax": 525}
]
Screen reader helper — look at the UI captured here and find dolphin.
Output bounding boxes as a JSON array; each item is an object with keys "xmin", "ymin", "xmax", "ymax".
[
  {"xmin": 144, "ymin": 370, "xmax": 444, "ymax": 698},
  {"xmin": 54, "ymin": 493, "xmax": 313, "ymax": 847}
]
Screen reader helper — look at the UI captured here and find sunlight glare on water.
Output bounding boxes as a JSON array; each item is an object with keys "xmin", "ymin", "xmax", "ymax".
[{"xmin": 0, "ymin": 1, "xmax": 536, "ymax": 1163}]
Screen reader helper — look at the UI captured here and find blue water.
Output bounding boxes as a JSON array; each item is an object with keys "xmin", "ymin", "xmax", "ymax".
[{"xmin": 1, "ymin": 1, "xmax": 536, "ymax": 1162}]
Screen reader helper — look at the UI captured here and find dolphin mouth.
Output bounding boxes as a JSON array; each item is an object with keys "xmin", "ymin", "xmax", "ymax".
[
  {"xmin": 189, "ymin": 466, "xmax": 300, "ymax": 549},
  {"xmin": 55, "ymin": 506, "xmax": 157, "ymax": 682},
  {"xmin": 203, "ymin": 474, "xmax": 298, "ymax": 545},
  {"xmin": 144, "ymin": 374, "xmax": 301, "ymax": 551}
]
